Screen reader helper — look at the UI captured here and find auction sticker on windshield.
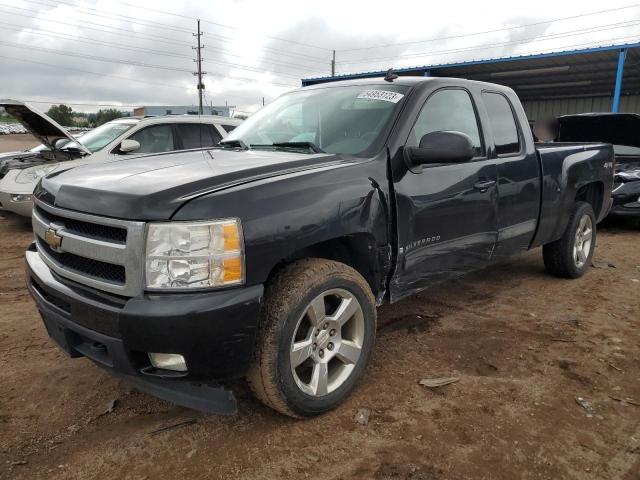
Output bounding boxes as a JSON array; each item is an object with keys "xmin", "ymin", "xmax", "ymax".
[{"xmin": 357, "ymin": 90, "xmax": 405, "ymax": 103}]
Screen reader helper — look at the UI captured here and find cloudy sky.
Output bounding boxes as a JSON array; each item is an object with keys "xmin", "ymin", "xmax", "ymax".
[{"xmin": 1, "ymin": 0, "xmax": 639, "ymax": 114}]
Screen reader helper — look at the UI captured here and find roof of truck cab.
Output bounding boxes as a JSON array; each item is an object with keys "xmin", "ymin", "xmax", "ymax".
[{"xmin": 301, "ymin": 76, "xmax": 515, "ymax": 93}]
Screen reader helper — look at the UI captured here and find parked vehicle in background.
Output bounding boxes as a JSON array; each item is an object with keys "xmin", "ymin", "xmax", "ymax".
[
  {"xmin": 25, "ymin": 77, "xmax": 613, "ymax": 418},
  {"xmin": 0, "ymin": 100, "xmax": 241, "ymax": 216},
  {"xmin": 555, "ymin": 113, "xmax": 640, "ymax": 220}
]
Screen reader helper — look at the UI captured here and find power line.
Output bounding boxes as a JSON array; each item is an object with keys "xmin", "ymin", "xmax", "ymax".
[
  {"xmin": 0, "ymin": 23, "xmax": 317, "ymax": 78},
  {"xmin": 0, "ymin": 54, "xmax": 188, "ymax": 89},
  {"xmin": 0, "ymin": 54, "xmax": 275, "ymax": 104},
  {"xmin": 338, "ymin": 3, "xmax": 640, "ymax": 52},
  {"xmin": 337, "ymin": 19, "xmax": 640, "ymax": 67},
  {"xmin": 9, "ymin": 0, "xmax": 331, "ymax": 53},
  {"xmin": 0, "ymin": 21, "xmax": 324, "ymax": 73},
  {"xmin": 0, "ymin": 40, "xmax": 300, "ymax": 88},
  {"xmin": 13, "ymin": 0, "xmax": 193, "ymax": 34},
  {"xmin": 0, "ymin": 5, "xmax": 192, "ymax": 47},
  {"xmin": 0, "ymin": 5, "xmax": 329, "ymax": 68},
  {"xmin": 0, "ymin": 23, "xmax": 191, "ymax": 59},
  {"xmin": 0, "ymin": 39, "xmax": 192, "ymax": 72},
  {"xmin": 109, "ymin": 0, "xmax": 332, "ymax": 52}
]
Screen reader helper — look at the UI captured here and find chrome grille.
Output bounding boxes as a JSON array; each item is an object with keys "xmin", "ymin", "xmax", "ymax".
[
  {"xmin": 32, "ymin": 199, "xmax": 146, "ymax": 297},
  {"xmin": 34, "ymin": 205, "xmax": 127, "ymax": 244}
]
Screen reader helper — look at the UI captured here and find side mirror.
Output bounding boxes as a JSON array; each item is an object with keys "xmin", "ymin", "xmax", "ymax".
[
  {"xmin": 119, "ymin": 139, "xmax": 141, "ymax": 154},
  {"xmin": 53, "ymin": 138, "xmax": 67, "ymax": 149},
  {"xmin": 404, "ymin": 131, "xmax": 475, "ymax": 173}
]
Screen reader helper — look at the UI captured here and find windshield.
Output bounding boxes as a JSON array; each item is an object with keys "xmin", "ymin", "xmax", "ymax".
[
  {"xmin": 224, "ymin": 85, "xmax": 409, "ymax": 155},
  {"xmin": 66, "ymin": 121, "xmax": 136, "ymax": 153}
]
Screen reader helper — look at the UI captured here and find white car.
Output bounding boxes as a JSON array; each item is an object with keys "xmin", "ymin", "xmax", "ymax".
[{"xmin": 0, "ymin": 100, "xmax": 241, "ymax": 216}]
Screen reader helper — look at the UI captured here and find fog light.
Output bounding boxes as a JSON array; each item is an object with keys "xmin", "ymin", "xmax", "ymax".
[
  {"xmin": 148, "ymin": 353, "xmax": 187, "ymax": 372},
  {"xmin": 11, "ymin": 194, "xmax": 32, "ymax": 203}
]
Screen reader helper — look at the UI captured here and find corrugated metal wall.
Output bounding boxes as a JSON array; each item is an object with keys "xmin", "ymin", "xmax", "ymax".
[{"xmin": 523, "ymin": 95, "xmax": 640, "ymax": 120}]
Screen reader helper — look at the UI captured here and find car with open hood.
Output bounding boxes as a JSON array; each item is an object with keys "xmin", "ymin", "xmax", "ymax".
[
  {"xmin": 0, "ymin": 100, "xmax": 240, "ymax": 216},
  {"xmin": 556, "ymin": 113, "xmax": 640, "ymax": 220}
]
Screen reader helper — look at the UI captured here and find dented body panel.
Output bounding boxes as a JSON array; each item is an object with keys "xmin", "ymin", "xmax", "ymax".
[{"xmin": 25, "ymin": 77, "xmax": 614, "ymax": 413}]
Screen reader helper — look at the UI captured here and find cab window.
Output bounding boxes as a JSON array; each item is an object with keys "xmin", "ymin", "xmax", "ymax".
[
  {"xmin": 410, "ymin": 89, "xmax": 484, "ymax": 156},
  {"xmin": 482, "ymin": 92, "xmax": 521, "ymax": 156}
]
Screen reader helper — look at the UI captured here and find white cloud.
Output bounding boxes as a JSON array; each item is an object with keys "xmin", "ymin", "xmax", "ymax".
[{"xmin": 0, "ymin": 0, "xmax": 638, "ymax": 113}]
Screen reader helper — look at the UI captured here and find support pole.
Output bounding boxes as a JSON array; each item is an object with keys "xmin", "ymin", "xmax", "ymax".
[
  {"xmin": 612, "ymin": 48, "xmax": 626, "ymax": 113},
  {"xmin": 193, "ymin": 19, "xmax": 206, "ymax": 115},
  {"xmin": 331, "ymin": 50, "xmax": 336, "ymax": 77}
]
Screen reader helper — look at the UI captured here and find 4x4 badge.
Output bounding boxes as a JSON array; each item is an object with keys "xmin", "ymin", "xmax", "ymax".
[{"xmin": 44, "ymin": 228, "xmax": 63, "ymax": 249}]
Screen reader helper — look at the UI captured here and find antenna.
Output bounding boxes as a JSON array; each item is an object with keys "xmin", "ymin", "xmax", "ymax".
[{"xmin": 384, "ymin": 69, "xmax": 398, "ymax": 82}]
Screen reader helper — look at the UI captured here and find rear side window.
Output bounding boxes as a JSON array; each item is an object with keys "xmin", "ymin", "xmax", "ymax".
[
  {"xmin": 411, "ymin": 89, "xmax": 483, "ymax": 156},
  {"xmin": 222, "ymin": 124, "xmax": 236, "ymax": 133},
  {"xmin": 176, "ymin": 124, "xmax": 222, "ymax": 149},
  {"xmin": 482, "ymin": 92, "xmax": 520, "ymax": 156}
]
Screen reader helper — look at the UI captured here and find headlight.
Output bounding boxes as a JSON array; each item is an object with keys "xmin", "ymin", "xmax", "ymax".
[
  {"xmin": 15, "ymin": 165, "xmax": 57, "ymax": 184},
  {"xmin": 145, "ymin": 219, "xmax": 244, "ymax": 290},
  {"xmin": 617, "ymin": 169, "xmax": 640, "ymax": 181}
]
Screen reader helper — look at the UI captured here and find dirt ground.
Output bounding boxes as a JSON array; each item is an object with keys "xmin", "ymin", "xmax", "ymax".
[
  {"xmin": 0, "ymin": 134, "xmax": 40, "ymax": 152},
  {"xmin": 0, "ymin": 139, "xmax": 639, "ymax": 480}
]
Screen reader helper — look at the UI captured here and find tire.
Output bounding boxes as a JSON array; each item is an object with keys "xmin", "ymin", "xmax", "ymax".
[
  {"xmin": 543, "ymin": 201, "xmax": 596, "ymax": 279},
  {"xmin": 247, "ymin": 258, "xmax": 377, "ymax": 418}
]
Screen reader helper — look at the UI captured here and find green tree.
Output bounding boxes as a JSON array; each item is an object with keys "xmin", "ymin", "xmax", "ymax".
[
  {"xmin": 46, "ymin": 104, "xmax": 75, "ymax": 126},
  {"xmin": 95, "ymin": 108, "xmax": 123, "ymax": 126}
]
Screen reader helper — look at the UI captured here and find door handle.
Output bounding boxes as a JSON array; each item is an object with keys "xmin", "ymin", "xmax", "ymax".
[{"xmin": 473, "ymin": 180, "xmax": 496, "ymax": 192}]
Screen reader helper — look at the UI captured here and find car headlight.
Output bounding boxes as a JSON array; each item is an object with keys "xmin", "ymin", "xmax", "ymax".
[
  {"xmin": 145, "ymin": 219, "xmax": 244, "ymax": 290},
  {"xmin": 617, "ymin": 169, "xmax": 640, "ymax": 181},
  {"xmin": 15, "ymin": 164, "xmax": 57, "ymax": 184}
]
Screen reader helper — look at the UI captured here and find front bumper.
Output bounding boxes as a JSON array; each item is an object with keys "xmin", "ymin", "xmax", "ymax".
[
  {"xmin": 0, "ymin": 190, "xmax": 33, "ymax": 216},
  {"xmin": 25, "ymin": 244, "xmax": 264, "ymax": 414}
]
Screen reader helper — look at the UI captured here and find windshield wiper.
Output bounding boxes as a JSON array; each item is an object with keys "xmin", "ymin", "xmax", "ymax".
[
  {"xmin": 251, "ymin": 142, "xmax": 325, "ymax": 153},
  {"xmin": 218, "ymin": 139, "xmax": 249, "ymax": 150}
]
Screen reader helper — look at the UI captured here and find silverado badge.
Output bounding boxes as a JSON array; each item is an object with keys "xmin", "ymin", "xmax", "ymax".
[{"xmin": 44, "ymin": 228, "xmax": 63, "ymax": 249}]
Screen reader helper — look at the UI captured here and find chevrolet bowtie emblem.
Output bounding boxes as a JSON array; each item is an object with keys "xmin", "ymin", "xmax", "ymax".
[{"xmin": 44, "ymin": 228, "xmax": 63, "ymax": 249}]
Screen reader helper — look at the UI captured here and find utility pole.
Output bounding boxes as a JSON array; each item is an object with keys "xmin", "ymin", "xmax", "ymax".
[
  {"xmin": 331, "ymin": 50, "xmax": 336, "ymax": 77},
  {"xmin": 192, "ymin": 19, "xmax": 206, "ymax": 115}
]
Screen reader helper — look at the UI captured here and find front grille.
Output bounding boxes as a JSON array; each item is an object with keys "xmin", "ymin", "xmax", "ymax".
[
  {"xmin": 33, "ymin": 199, "xmax": 145, "ymax": 296},
  {"xmin": 35, "ymin": 206, "xmax": 127, "ymax": 244},
  {"xmin": 38, "ymin": 238, "xmax": 126, "ymax": 284}
]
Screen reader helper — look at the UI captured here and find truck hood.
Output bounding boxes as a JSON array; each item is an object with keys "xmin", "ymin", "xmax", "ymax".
[
  {"xmin": 38, "ymin": 148, "xmax": 347, "ymax": 220},
  {"xmin": 557, "ymin": 113, "xmax": 640, "ymax": 148},
  {"xmin": 0, "ymin": 100, "xmax": 91, "ymax": 155}
]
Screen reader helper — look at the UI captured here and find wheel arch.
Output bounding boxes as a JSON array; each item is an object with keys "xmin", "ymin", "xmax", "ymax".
[{"xmin": 265, "ymin": 233, "xmax": 387, "ymax": 302}]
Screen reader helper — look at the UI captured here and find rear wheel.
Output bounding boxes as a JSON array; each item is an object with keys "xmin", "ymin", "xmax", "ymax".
[
  {"xmin": 247, "ymin": 258, "xmax": 376, "ymax": 418},
  {"xmin": 543, "ymin": 201, "xmax": 596, "ymax": 278}
]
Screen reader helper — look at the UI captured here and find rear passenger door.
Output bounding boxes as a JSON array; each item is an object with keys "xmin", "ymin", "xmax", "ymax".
[
  {"xmin": 481, "ymin": 91, "xmax": 541, "ymax": 257},
  {"xmin": 175, "ymin": 123, "xmax": 222, "ymax": 150},
  {"xmin": 392, "ymin": 88, "xmax": 498, "ymax": 296}
]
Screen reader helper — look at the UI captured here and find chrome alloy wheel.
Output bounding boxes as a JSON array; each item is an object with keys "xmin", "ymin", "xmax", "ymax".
[
  {"xmin": 289, "ymin": 288, "xmax": 365, "ymax": 397},
  {"xmin": 573, "ymin": 214, "xmax": 593, "ymax": 268}
]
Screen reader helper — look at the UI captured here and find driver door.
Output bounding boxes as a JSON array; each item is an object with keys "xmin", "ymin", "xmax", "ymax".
[{"xmin": 391, "ymin": 88, "xmax": 498, "ymax": 299}]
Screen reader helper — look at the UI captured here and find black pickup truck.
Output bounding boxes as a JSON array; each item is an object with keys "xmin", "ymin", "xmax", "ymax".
[{"xmin": 26, "ymin": 77, "xmax": 614, "ymax": 418}]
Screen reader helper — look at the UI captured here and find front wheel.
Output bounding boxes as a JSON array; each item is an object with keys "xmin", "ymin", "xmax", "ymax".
[
  {"xmin": 247, "ymin": 258, "xmax": 376, "ymax": 418},
  {"xmin": 543, "ymin": 201, "xmax": 596, "ymax": 278}
]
